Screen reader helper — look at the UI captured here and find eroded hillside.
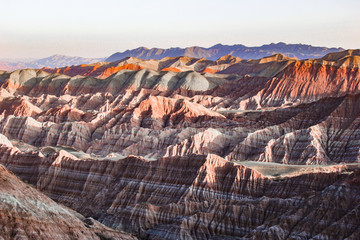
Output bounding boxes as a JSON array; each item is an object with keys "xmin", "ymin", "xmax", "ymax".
[{"xmin": 0, "ymin": 50, "xmax": 359, "ymax": 239}]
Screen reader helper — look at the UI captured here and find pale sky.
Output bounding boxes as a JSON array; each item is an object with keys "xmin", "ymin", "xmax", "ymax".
[{"xmin": 1, "ymin": 0, "xmax": 359, "ymax": 59}]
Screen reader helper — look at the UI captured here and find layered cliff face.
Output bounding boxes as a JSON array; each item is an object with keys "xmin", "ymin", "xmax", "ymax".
[
  {"xmin": 205, "ymin": 50, "xmax": 360, "ymax": 109},
  {"xmin": 0, "ymin": 162, "xmax": 136, "ymax": 240},
  {"xmin": 256, "ymin": 51, "xmax": 360, "ymax": 107},
  {"xmin": 0, "ymin": 142, "xmax": 358, "ymax": 239}
]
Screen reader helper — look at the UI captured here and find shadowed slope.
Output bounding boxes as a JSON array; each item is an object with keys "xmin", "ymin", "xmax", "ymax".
[{"xmin": 0, "ymin": 163, "xmax": 136, "ymax": 240}]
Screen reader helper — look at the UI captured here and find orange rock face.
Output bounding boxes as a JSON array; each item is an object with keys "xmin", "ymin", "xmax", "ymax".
[
  {"xmin": 202, "ymin": 67, "xmax": 218, "ymax": 73},
  {"xmin": 160, "ymin": 67, "xmax": 181, "ymax": 72},
  {"xmin": 43, "ymin": 63, "xmax": 143, "ymax": 79}
]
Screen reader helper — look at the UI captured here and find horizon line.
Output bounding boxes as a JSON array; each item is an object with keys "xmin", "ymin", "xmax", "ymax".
[{"xmin": 0, "ymin": 42, "xmax": 351, "ymax": 61}]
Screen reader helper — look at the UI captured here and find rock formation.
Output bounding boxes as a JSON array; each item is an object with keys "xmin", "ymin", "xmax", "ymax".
[
  {"xmin": 0, "ymin": 49, "xmax": 360, "ymax": 239},
  {"xmin": 0, "ymin": 162, "xmax": 136, "ymax": 240},
  {"xmin": 0, "ymin": 142, "xmax": 358, "ymax": 239}
]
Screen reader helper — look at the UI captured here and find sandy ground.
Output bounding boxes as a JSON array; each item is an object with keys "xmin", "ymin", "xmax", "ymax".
[{"xmin": 236, "ymin": 161, "xmax": 359, "ymax": 178}]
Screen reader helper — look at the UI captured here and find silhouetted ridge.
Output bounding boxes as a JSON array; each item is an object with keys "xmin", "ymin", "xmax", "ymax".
[{"xmin": 106, "ymin": 42, "xmax": 343, "ymax": 62}]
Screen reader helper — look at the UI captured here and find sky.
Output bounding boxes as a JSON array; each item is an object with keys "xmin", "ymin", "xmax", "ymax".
[{"xmin": 1, "ymin": 0, "xmax": 359, "ymax": 59}]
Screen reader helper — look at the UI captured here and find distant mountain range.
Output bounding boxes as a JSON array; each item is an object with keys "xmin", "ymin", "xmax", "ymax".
[
  {"xmin": 0, "ymin": 43, "xmax": 345, "ymax": 71},
  {"xmin": 0, "ymin": 55, "xmax": 104, "ymax": 71},
  {"xmin": 106, "ymin": 42, "xmax": 344, "ymax": 62}
]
